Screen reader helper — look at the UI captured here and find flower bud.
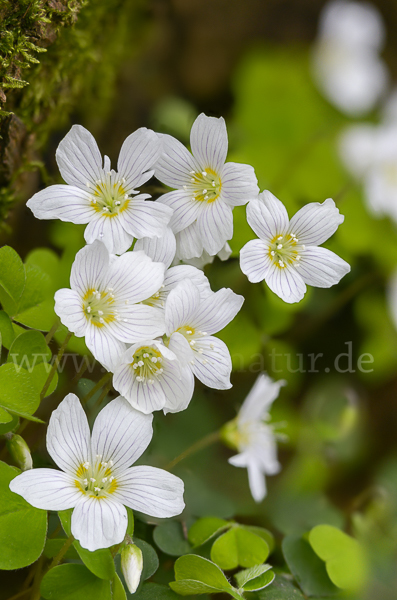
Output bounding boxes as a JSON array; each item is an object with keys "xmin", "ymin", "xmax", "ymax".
[
  {"xmin": 121, "ymin": 543, "xmax": 143, "ymax": 593},
  {"xmin": 6, "ymin": 434, "xmax": 33, "ymax": 471},
  {"xmin": 220, "ymin": 418, "xmax": 240, "ymax": 450}
]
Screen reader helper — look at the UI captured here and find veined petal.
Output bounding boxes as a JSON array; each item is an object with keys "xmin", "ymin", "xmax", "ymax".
[
  {"xmin": 238, "ymin": 374, "xmax": 286, "ymax": 424},
  {"xmin": 158, "ymin": 190, "xmax": 204, "ymax": 233},
  {"xmin": 54, "ymin": 289, "xmax": 87, "ymax": 336},
  {"xmin": 168, "ymin": 332, "xmax": 195, "ymax": 366},
  {"xmin": 288, "ymin": 198, "xmax": 344, "ymax": 246},
  {"xmin": 162, "ymin": 362, "xmax": 195, "ymax": 414},
  {"xmin": 27, "ymin": 185, "xmax": 96, "ymax": 224},
  {"xmin": 9, "ymin": 469, "xmax": 81, "ymax": 510},
  {"xmin": 165, "ymin": 280, "xmax": 201, "ymax": 335},
  {"xmin": 134, "ymin": 227, "xmax": 176, "ymax": 269},
  {"xmin": 70, "ymin": 240, "xmax": 110, "ymax": 297},
  {"xmin": 117, "ymin": 128, "xmax": 160, "ymax": 192},
  {"xmin": 84, "ymin": 213, "xmax": 134, "ymax": 255},
  {"xmin": 192, "ymin": 335, "xmax": 232, "ymax": 390},
  {"xmin": 108, "ymin": 305, "xmax": 166, "ymax": 343},
  {"xmin": 85, "ymin": 324, "xmax": 127, "ymax": 371},
  {"xmin": 113, "ymin": 466, "xmax": 185, "ymax": 518},
  {"xmin": 298, "ymin": 246, "xmax": 351, "ymax": 287},
  {"xmin": 122, "ymin": 375, "xmax": 166, "ymax": 414},
  {"xmin": 71, "ymin": 495, "xmax": 127, "ymax": 552},
  {"xmin": 47, "ymin": 393, "xmax": 91, "ymax": 475},
  {"xmin": 191, "ymin": 287, "xmax": 244, "ymax": 335},
  {"xmin": 247, "ymin": 192, "xmax": 289, "ymax": 241},
  {"xmin": 119, "ymin": 197, "xmax": 172, "ymax": 240},
  {"xmin": 218, "ymin": 242, "xmax": 232, "ymax": 262},
  {"xmin": 155, "ymin": 134, "xmax": 200, "ymax": 188},
  {"xmin": 175, "ymin": 223, "xmax": 204, "ymax": 260},
  {"xmin": 265, "ymin": 263, "xmax": 307, "ymax": 304},
  {"xmin": 197, "ymin": 200, "xmax": 233, "ymax": 256},
  {"xmin": 190, "ymin": 114, "xmax": 228, "ymax": 172},
  {"xmin": 220, "ymin": 162, "xmax": 259, "ymax": 207},
  {"xmin": 240, "ymin": 239, "xmax": 273, "ymax": 283},
  {"xmin": 56, "ymin": 125, "xmax": 103, "ymax": 190},
  {"xmin": 107, "ymin": 250, "xmax": 165, "ymax": 304},
  {"xmin": 91, "ymin": 396, "xmax": 153, "ymax": 472},
  {"xmin": 164, "ymin": 265, "xmax": 211, "ymax": 299}
]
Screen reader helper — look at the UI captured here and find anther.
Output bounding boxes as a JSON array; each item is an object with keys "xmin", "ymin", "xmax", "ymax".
[
  {"xmin": 277, "ymin": 244, "xmax": 283, "ymax": 249},
  {"xmin": 83, "ymin": 462, "xmax": 90, "ymax": 468},
  {"xmin": 94, "ymin": 487, "xmax": 101, "ymax": 492},
  {"xmin": 202, "ymin": 171, "xmax": 207, "ymax": 176},
  {"xmin": 90, "ymin": 478, "xmax": 96, "ymax": 483}
]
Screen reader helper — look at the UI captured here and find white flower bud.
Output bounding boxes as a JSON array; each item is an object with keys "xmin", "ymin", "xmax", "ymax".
[
  {"xmin": 5, "ymin": 434, "xmax": 33, "ymax": 471},
  {"xmin": 121, "ymin": 543, "xmax": 143, "ymax": 593}
]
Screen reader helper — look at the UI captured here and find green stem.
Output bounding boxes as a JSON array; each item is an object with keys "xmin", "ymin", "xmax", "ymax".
[
  {"xmin": 81, "ymin": 372, "xmax": 112, "ymax": 404},
  {"xmin": 48, "ymin": 534, "xmax": 75, "ymax": 570},
  {"xmin": 6, "ymin": 588, "xmax": 32, "ymax": 600},
  {"xmin": 45, "ymin": 318, "xmax": 60, "ymax": 345},
  {"xmin": 40, "ymin": 331, "xmax": 72, "ymax": 400},
  {"xmin": 166, "ymin": 430, "xmax": 220, "ymax": 471}
]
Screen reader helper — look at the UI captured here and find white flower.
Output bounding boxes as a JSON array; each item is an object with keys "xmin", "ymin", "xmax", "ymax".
[
  {"xmin": 165, "ymin": 280, "xmax": 244, "ymax": 389},
  {"xmin": 312, "ymin": 0, "xmax": 388, "ymax": 116},
  {"xmin": 27, "ymin": 125, "xmax": 172, "ymax": 254},
  {"xmin": 175, "ymin": 243, "xmax": 232, "ymax": 270},
  {"xmin": 54, "ymin": 241, "xmax": 166, "ymax": 370},
  {"xmin": 9, "ymin": 394, "xmax": 185, "ymax": 551},
  {"xmin": 339, "ymin": 120, "xmax": 397, "ymax": 222},
  {"xmin": 121, "ymin": 543, "xmax": 143, "ymax": 594},
  {"xmin": 113, "ymin": 339, "xmax": 194, "ymax": 415},
  {"xmin": 222, "ymin": 374, "xmax": 285, "ymax": 502},
  {"xmin": 134, "ymin": 227, "xmax": 177, "ymax": 269},
  {"xmin": 387, "ymin": 270, "xmax": 397, "ymax": 331},
  {"xmin": 240, "ymin": 191, "xmax": 350, "ymax": 304},
  {"xmin": 155, "ymin": 113, "xmax": 259, "ymax": 258}
]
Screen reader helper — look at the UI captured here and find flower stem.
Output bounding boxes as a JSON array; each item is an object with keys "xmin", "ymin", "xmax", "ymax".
[
  {"xmin": 81, "ymin": 372, "xmax": 112, "ymax": 404},
  {"xmin": 40, "ymin": 331, "xmax": 73, "ymax": 401},
  {"xmin": 166, "ymin": 430, "xmax": 220, "ymax": 471},
  {"xmin": 45, "ymin": 318, "xmax": 60, "ymax": 345},
  {"xmin": 48, "ymin": 534, "xmax": 75, "ymax": 570}
]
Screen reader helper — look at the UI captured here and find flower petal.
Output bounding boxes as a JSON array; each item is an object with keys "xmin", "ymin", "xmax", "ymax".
[
  {"xmin": 117, "ymin": 128, "xmax": 160, "ymax": 192},
  {"xmin": 297, "ymin": 246, "xmax": 351, "ymax": 287},
  {"xmin": 70, "ymin": 240, "xmax": 110, "ymax": 297},
  {"xmin": 155, "ymin": 134, "xmax": 199, "ymax": 188},
  {"xmin": 288, "ymin": 198, "xmax": 344, "ymax": 246},
  {"xmin": 113, "ymin": 364, "xmax": 166, "ymax": 414},
  {"xmin": 91, "ymin": 396, "xmax": 153, "ymax": 471},
  {"xmin": 56, "ymin": 125, "xmax": 103, "ymax": 190},
  {"xmin": 84, "ymin": 214, "xmax": 134, "ymax": 255},
  {"xmin": 220, "ymin": 162, "xmax": 259, "ymax": 207},
  {"xmin": 165, "ymin": 280, "xmax": 201, "ymax": 335},
  {"xmin": 191, "ymin": 288, "xmax": 244, "ymax": 335},
  {"xmin": 192, "ymin": 335, "xmax": 232, "ymax": 390},
  {"xmin": 197, "ymin": 200, "xmax": 233, "ymax": 255},
  {"xmin": 107, "ymin": 250, "xmax": 165, "ymax": 304},
  {"xmin": 168, "ymin": 332, "xmax": 195, "ymax": 366},
  {"xmin": 9, "ymin": 469, "xmax": 81, "ymax": 510},
  {"xmin": 190, "ymin": 114, "xmax": 228, "ymax": 172},
  {"xmin": 71, "ymin": 495, "xmax": 127, "ymax": 551},
  {"xmin": 85, "ymin": 324, "xmax": 127, "ymax": 371},
  {"xmin": 47, "ymin": 393, "xmax": 91, "ymax": 475},
  {"xmin": 54, "ymin": 289, "xmax": 87, "ymax": 336},
  {"xmin": 158, "ymin": 190, "xmax": 204, "ymax": 233},
  {"xmin": 162, "ymin": 363, "xmax": 195, "ymax": 414},
  {"xmin": 107, "ymin": 305, "xmax": 166, "ymax": 344},
  {"xmin": 175, "ymin": 223, "xmax": 204, "ymax": 260},
  {"xmin": 265, "ymin": 264, "xmax": 307, "ymax": 304},
  {"xmin": 247, "ymin": 459, "xmax": 267, "ymax": 503},
  {"xmin": 164, "ymin": 265, "xmax": 211, "ymax": 299},
  {"xmin": 113, "ymin": 466, "xmax": 185, "ymax": 518},
  {"xmin": 27, "ymin": 185, "xmax": 96, "ymax": 224},
  {"xmin": 238, "ymin": 374, "xmax": 286, "ymax": 424},
  {"xmin": 240, "ymin": 239, "xmax": 273, "ymax": 283},
  {"xmin": 247, "ymin": 192, "xmax": 289, "ymax": 241},
  {"xmin": 134, "ymin": 227, "xmax": 176, "ymax": 269},
  {"xmin": 118, "ymin": 198, "xmax": 172, "ymax": 239}
]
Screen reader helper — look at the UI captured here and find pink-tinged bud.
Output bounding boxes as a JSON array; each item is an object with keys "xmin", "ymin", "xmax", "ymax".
[{"xmin": 121, "ymin": 543, "xmax": 143, "ymax": 593}]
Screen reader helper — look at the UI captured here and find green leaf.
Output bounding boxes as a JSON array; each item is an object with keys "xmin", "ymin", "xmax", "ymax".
[
  {"xmin": 13, "ymin": 264, "xmax": 56, "ymax": 330},
  {"xmin": 30, "ymin": 361, "xmax": 58, "ymax": 397},
  {"xmin": 41, "ymin": 564, "xmax": 112, "ymax": 600},
  {"xmin": 188, "ymin": 517, "xmax": 230, "ymax": 547},
  {"xmin": 0, "ymin": 413, "xmax": 19, "ymax": 434},
  {"xmin": 112, "ymin": 573, "xmax": 127, "ymax": 600},
  {"xmin": 0, "ymin": 310, "xmax": 16, "ymax": 348},
  {"xmin": 282, "ymin": 534, "xmax": 338, "ymax": 596},
  {"xmin": 170, "ymin": 554, "xmax": 237, "ymax": 597},
  {"xmin": 58, "ymin": 508, "xmax": 72, "ymax": 534},
  {"xmin": 0, "ymin": 406, "xmax": 13, "ymax": 424},
  {"xmin": 309, "ymin": 525, "xmax": 368, "ymax": 592},
  {"xmin": 244, "ymin": 526, "xmax": 275, "ymax": 554},
  {"xmin": 126, "ymin": 506, "xmax": 134, "ymax": 536},
  {"xmin": 256, "ymin": 575, "xmax": 306, "ymax": 599},
  {"xmin": 7, "ymin": 329, "xmax": 51, "ymax": 367},
  {"xmin": 235, "ymin": 564, "xmax": 273, "ymax": 589},
  {"xmin": 153, "ymin": 521, "xmax": 191, "ymax": 556},
  {"xmin": 0, "ymin": 460, "xmax": 47, "ymax": 569},
  {"xmin": 0, "ymin": 363, "xmax": 41, "ymax": 419},
  {"xmin": 133, "ymin": 583, "xmax": 181, "ymax": 600},
  {"xmin": 134, "ymin": 538, "xmax": 159, "ymax": 580},
  {"xmin": 211, "ymin": 526, "xmax": 269, "ymax": 570},
  {"xmin": 0, "ymin": 246, "xmax": 26, "ymax": 313},
  {"xmin": 44, "ymin": 539, "xmax": 79, "ymax": 560},
  {"xmin": 238, "ymin": 569, "xmax": 275, "ymax": 592}
]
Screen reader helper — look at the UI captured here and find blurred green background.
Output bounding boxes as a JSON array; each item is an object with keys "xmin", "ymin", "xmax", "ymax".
[{"xmin": 1, "ymin": 0, "xmax": 397, "ymax": 598}]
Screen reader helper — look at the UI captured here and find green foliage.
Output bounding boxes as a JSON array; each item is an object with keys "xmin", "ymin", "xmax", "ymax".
[
  {"xmin": 234, "ymin": 564, "xmax": 275, "ymax": 592},
  {"xmin": 133, "ymin": 583, "xmax": 181, "ymax": 600},
  {"xmin": 133, "ymin": 538, "xmax": 159, "ymax": 581},
  {"xmin": 7, "ymin": 329, "xmax": 51, "ymax": 366},
  {"xmin": 0, "ymin": 362, "xmax": 42, "ymax": 422},
  {"xmin": 188, "ymin": 517, "xmax": 230, "ymax": 547},
  {"xmin": 210, "ymin": 526, "xmax": 270, "ymax": 570},
  {"xmin": 0, "ymin": 460, "xmax": 47, "ymax": 569},
  {"xmin": 41, "ymin": 563, "xmax": 114, "ymax": 600},
  {"xmin": 153, "ymin": 521, "xmax": 191, "ymax": 556},
  {"xmin": 308, "ymin": 525, "xmax": 368, "ymax": 592},
  {"xmin": 169, "ymin": 554, "xmax": 242, "ymax": 598}
]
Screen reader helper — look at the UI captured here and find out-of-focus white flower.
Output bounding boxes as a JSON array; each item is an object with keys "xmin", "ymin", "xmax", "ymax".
[
  {"xmin": 27, "ymin": 125, "xmax": 172, "ymax": 254},
  {"xmin": 155, "ymin": 113, "xmax": 259, "ymax": 259},
  {"xmin": 121, "ymin": 543, "xmax": 143, "ymax": 594},
  {"xmin": 312, "ymin": 1, "xmax": 388, "ymax": 116},
  {"xmin": 221, "ymin": 374, "xmax": 285, "ymax": 502},
  {"xmin": 9, "ymin": 394, "xmax": 185, "ymax": 551},
  {"xmin": 54, "ymin": 241, "xmax": 166, "ymax": 370},
  {"xmin": 165, "ymin": 280, "xmax": 244, "ymax": 390},
  {"xmin": 339, "ymin": 117, "xmax": 397, "ymax": 222},
  {"xmin": 387, "ymin": 270, "xmax": 397, "ymax": 331},
  {"xmin": 113, "ymin": 339, "xmax": 194, "ymax": 415},
  {"xmin": 240, "ymin": 191, "xmax": 350, "ymax": 304}
]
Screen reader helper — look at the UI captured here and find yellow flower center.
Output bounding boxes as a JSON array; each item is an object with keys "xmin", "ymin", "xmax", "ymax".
[
  {"xmin": 89, "ymin": 179, "xmax": 130, "ymax": 217},
  {"xmin": 75, "ymin": 456, "xmax": 117, "ymax": 498},
  {"xmin": 131, "ymin": 346, "xmax": 163, "ymax": 385},
  {"xmin": 268, "ymin": 233, "xmax": 304, "ymax": 269},
  {"xmin": 184, "ymin": 167, "xmax": 222, "ymax": 203},
  {"xmin": 83, "ymin": 287, "xmax": 117, "ymax": 327}
]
